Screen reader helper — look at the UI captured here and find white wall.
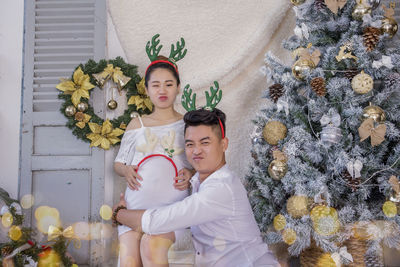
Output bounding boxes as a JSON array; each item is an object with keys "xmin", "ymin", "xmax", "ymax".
[{"xmin": 0, "ymin": 0, "xmax": 24, "ymax": 199}]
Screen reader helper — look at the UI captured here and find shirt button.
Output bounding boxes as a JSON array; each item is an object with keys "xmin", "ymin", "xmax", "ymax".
[{"xmin": 197, "ymin": 252, "xmax": 200, "ymax": 255}]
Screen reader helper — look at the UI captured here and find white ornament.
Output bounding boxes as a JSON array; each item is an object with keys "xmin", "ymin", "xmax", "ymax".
[
  {"xmin": 347, "ymin": 160, "xmax": 363, "ymax": 178},
  {"xmin": 277, "ymin": 99, "xmax": 290, "ymax": 116},
  {"xmin": 372, "ymin": 55, "xmax": 394, "ymax": 69},
  {"xmin": 0, "ymin": 205, "xmax": 10, "ymax": 215},
  {"xmin": 294, "ymin": 23, "xmax": 310, "ymax": 40},
  {"xmin": 351, "ymin": 71, "xmax": 373, "ymax": 94},
  {"xmin": 320, "ymin": 108, "xmax": 341, "ymax": 127},
  {"xmin": 331, "ymin": 246, "xmax": 354, "ymax": 267}
]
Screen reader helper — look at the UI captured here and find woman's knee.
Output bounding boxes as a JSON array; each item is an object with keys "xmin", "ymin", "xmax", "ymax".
[{"xmin": 140, "ymin": 233, "xmax": 175, "ymax": 264}]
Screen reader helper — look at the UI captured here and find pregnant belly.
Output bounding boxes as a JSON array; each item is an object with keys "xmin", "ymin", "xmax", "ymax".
[{"xmin": 125, "ymin": 155, "xmax": 189, "ymax": 209}]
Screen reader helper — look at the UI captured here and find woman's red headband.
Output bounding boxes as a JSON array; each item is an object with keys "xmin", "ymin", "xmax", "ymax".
[{"xmin": 145, "ymin": 60, "xmax": 179, "ymax": 76}]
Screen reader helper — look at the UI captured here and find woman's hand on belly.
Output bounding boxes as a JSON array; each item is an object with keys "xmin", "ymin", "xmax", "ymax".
[{"xmin": 124, "ymin": 165, "xmax": 143, "ymax": 191}]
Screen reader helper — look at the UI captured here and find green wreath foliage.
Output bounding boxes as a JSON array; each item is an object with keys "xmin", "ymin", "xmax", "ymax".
[{"xmin": 58, "ymin": 56, "xmax": 152, "ymax": 147}]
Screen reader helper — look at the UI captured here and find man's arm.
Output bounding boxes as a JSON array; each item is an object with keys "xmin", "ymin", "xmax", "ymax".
[
  {"xmin": 141, "ymin": 181, "xmax": 233, "ymax": 235},
  {"xmin": 116, "ymin": 209, "xmax": 145, "ymax": 232}
]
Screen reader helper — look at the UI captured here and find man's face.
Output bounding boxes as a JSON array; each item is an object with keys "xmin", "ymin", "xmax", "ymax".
[{"xmin": 184, "ymin": 125, "xmax": 228, "ymax": 177}]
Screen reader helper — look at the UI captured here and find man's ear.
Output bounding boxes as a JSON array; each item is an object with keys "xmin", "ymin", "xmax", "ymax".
[{"xmin": 222, "ymin": 137, "xmax": 229, "ymax": 152}]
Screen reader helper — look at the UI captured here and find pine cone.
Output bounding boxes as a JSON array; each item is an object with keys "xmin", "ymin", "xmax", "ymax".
[
  {"xmin": 314, "ymin": 0, "xmax": 326, "ymax": 10},
  {"xmin": 342, "ymin": 171, "xmax": 361, "ymax": 192},
  {"xmin": 310, "ymin": 77, "xmax": 326, "ymax": 96},
  {"xmin": 343, "ymin": 69, "xmax": 359, "ymax": 81},
  {"xmin": 269, "ymin": 83, "xmax": 284, "ymax": 103},
  {"xmin": 384, "ymin": 72, "xmax": 400, "ymax": 89},
  {"xmin": 363, "ymin": 27, "xmax": 381, "ymax": 52},
  {"xmin": 1, "ymin": 245, "xmax": 13, "ymax": 256}
]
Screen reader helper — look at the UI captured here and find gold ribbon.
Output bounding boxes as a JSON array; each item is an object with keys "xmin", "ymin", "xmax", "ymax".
[
  {"xmin": 93, "ymin": 64, "xmax": 131, "ymax": 93},
  {"xmin": 47, "ymin": 225, "xmax": 81, "ymax": 249},
  {"xmin": 127, "ymin": 78, "xmax": 153, "ymax": 111},
  {"xmin": 358, "ymin": 118, "xmax": 387, "ymax": 146},
  {"xmin": 86, "ymin": 120, "xmax": 124, "ymax": 150},
  {"xmin": 273, "ymin": 150, "xmax": 288, "ymax": 162},
  {"xmin": 292, "ymin": 44, "xmax": 321, "ymax": 66},
  {"xmin": 56, "ymin": 67, "xmax": 95, "ymax": 106}
]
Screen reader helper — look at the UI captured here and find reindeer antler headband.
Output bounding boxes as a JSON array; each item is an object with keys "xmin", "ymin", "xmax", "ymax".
[
  {"xmin": 145, "ymin": 34, "xmax": 187, "ymax": 75},
  {"xmin": 181, "ymin": 81, "xmax": 225, "ymax": 138}
]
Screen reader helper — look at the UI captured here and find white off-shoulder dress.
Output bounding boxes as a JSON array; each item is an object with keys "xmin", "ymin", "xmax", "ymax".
[{"xmin": 115, "ymin": 117, "xmax": 191, "ymax": 236}]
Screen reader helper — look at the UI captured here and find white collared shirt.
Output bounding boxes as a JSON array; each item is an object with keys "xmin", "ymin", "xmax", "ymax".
[{"xmin": 141, "ymin": 165, "xmax": 279, "ymax": 267}]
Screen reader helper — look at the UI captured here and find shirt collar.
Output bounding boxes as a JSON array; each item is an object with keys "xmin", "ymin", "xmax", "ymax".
[{"xmin": 191, "ymin": 164, "xmax": 229, "ymax": 187}]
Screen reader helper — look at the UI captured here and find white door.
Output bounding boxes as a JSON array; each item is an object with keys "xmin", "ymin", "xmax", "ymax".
[{"xmin": 20, "ymin": 0, "xmax": 106, "ymax": 265}]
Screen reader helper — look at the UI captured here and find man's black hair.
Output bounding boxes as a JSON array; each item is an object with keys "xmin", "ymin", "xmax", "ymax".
[{"xmin": 183, "ymin": 108, "xmax": 226, "ymax": 139}]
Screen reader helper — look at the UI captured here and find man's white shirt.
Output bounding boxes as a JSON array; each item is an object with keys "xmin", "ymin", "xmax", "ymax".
[{"xmin": 141, "ymin": 164, "xmax": 279, "ymax": 267}]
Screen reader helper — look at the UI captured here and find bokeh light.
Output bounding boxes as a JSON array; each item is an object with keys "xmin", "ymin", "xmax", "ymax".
[
  {"xmin": 72, "ymin": 221, "xmax": 90, "ymax": 240},
  {"xmin": 21, "ymin": 194, "xmax": 35, "ymax": 209},
  {"xmin": 99, "ymin": 205, "xmax": 112, "ymax": 221},
  {"xmin": 38, "ymin": 249, "xmax": 62, "ymax": 267},
  {"xmin": 35, "ymin": 206, "xmax": 61, "ymax": 233}
]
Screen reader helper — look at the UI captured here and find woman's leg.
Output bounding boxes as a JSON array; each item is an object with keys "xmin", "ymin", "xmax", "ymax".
[
  {"xmin": 119, "ymin": 230, "xmax": 143, "ymax": 267},
  {"xmin": 140, "ymin": 232, "xmax": 175, "ymax": 267}
]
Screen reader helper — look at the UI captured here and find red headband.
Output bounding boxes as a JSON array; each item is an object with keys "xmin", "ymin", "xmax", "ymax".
[
  {"xmin": 218, "ymin": 118, "xmax": 225, "ymax": 139},
  {"xmin": 145, "ymin": 60, "xmax": 179, "ymax": 76}
]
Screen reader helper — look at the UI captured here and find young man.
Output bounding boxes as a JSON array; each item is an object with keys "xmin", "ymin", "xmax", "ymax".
[{"xmin": 113, "ymin": 108, "xmax": 279, "ymax": 266}]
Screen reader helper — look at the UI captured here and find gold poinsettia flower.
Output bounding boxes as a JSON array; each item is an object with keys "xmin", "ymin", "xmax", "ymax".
[
  {"xmin": 56, "ymin": 67, "xmax": 95, "ymax": 106},
  {"xmin": 74, "ymin": 112, "xmax": 92, "ymax": 129},
  {"xmin": 86, "ymin": 120, "xmax": 124, "ymax": 150},
  {"xmin": 128, "ymin": 78, "xmax": 153, "ymax": 111}
]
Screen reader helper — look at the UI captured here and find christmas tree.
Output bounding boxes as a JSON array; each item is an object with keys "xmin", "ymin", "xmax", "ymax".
[{"xmin": 245, "ymin": 0, "xmax": 400, "ymax": 265}]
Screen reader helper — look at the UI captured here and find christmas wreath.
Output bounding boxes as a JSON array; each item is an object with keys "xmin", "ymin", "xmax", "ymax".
[{"xmin": 56, "ymin": 57, "xmax": 152, "ymax": 150}]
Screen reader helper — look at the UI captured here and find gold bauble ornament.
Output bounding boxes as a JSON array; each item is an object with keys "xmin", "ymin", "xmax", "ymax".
[
  {"xmin": 268, "ymin": 160, "xmax": 288, "ymax": 180},
  {"xmin": 351, "ymin": 71, "xmax": 373, "ymax": 94},
  {"xmin": 352, "ymin": 2, "xmax": 372, "ymax": 20},
  {"xmin": 362, "ymin": 103, "xmax": 385, "ymax": 123},
  {"xmin": 282, "ymin": 228, "xmax": 297, "ymax": 245},
  {"xmin": 310, "ymin": 205, "xmax": 331, "ymax": 222},
  {"xmin": 77, "ymin": 102, "xmax": 88, "ymax": 112},
  {"xmin": 290, "ymin": 0, "xmax": 306, "ymax": 5},
  {"xmin": 38, "ymin": 249, "xmax": 62, "ymax": 267},
  {"xmin": 381, "ymin": 17, "xmax": 398, "ymax": 38},
  {"xmin": 130, "ymin": 111, "xmax": 139, "ymax": 119},
  {"xmin": 107, "ymin": 99, "xmax": 118, "ymax": 110},
  {"xmin": 1, "ymin": 212, "xmax": 13, "ymax": 228},
  {"xmin": 8, "ymin": 225, "xmax": 22, "ymax": 241},
  {"xmin": 65, "ymin": 105, "xmax": 76, "ymax": 117},
  {"xmin": 263, "ymin": 121, "xmax": 287, "ymax": 145},
  {"xmin": 287, "ymin": 195, "xmax": 309, "ymax": 218},
  {"xmin": 273, "ymin": 214, "xmax": 287, "ymax": 231},
  {"xmin": 317, "ymin": 253, "xmax": 337, "ymax": 267},
  {"xmin": 292, "ymin": 59, "xmax": 315, "ymax": 80},
  {"xmin": 312, "ymin": 206, "xmax": 340, "ymax": 236},
  {"xmin": 383, "ymin": 201, "xmax": 397, "ymax": 217}
]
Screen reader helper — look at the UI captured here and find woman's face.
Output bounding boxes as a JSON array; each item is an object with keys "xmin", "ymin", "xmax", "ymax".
[{"xmin": 146, "ymin": 68, "xmax": 180, "ymax": 109}]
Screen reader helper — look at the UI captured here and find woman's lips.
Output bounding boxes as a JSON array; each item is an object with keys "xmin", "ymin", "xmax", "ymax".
[{"xmin": 158, "ymin": 96, "xmax": 168, "ymax": 101}]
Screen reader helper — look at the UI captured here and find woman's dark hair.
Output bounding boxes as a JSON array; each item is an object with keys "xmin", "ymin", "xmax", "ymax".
[
  {"xmin": 183, "ymin": 108, "xmax": 226, "ymax": 139},
  {"xmin": 144, "ymin": 55, "xmax": 180, "ymax": 87}
]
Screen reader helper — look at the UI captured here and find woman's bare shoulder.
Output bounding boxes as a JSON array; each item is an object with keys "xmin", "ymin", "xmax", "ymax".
[{"xmin": 126, "ymin": 117, "xmax": 142, "ymax": 131}]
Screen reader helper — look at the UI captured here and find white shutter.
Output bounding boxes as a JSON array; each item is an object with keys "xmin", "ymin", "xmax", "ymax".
[{"xmin": 21, "ymin": 0, "xmax": 106, "ymax": 265}]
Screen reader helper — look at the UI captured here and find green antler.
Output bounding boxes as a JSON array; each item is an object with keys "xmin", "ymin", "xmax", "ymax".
[
  {"xmin": 181, "ymin": 84, "xmax": 196, "ymax": 112},
  {"xmin": 204, "ymin": 81, "xmax": 222, "ymax": 111},
  {"xmin": 169, "ymin": 38, "xmax": 187, "ymax": 63},
  {"xmin": 146, "ymin": 34, "xmax": 163, "ymax": 62}
]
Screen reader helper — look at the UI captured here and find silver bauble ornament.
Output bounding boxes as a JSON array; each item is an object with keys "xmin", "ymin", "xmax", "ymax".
[
  {"xmin": 320, "ymin": 124, "xmax": 342, "ymax": 145},
  {"xmin": 107, "ymin": 99, "xmax": 118, "ymax": 110},
  {"xmin": 251, "ymin": 137, "xmax": 262, "ymax": 145},
  {"xmin": 130, "ymin": 111, "xmax": 139, "ymax": 119},
  {"xmin": 65, "ymin": 105, "xmax": 76, "ymax": 116},
  {"xmin": 352, "ymin": 2, "xmax": 371, "ymax": 20},
  {"xmin": 292, "ymin": 59, "xmax": 315, "ymax": 80},
  {"xmin": 367, "ymin": 0, "xmax": 381, "ymax": 10},
  {"xmin": 268, "ymin": 160, "xmax": 288, "ymax": 180},
  {"xmin": 77, "ymin": 102, "xmax": 88, "ymax": 112},
  {"xmin": 381, "ymin": 17, "xmax": 398, "ymax": 38}
]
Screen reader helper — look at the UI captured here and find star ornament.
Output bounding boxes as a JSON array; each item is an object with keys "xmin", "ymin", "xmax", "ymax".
[
  {"xmin": 86, "ymin": 120, "xmax": 124, "ymax": 150},
  {"xmin": 56, "ymin": 67, "xmax": 95, "ymax": 106}
]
